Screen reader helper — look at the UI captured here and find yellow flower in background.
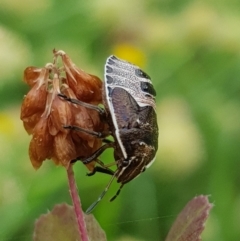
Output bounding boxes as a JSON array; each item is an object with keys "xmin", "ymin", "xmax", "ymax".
[
  {"xmin": 0, "ymin": 113, "xmax": 15, "ymax": 136},
  {"xmin": 112, "ymin": 44, "xmax": 146, "ymax": 68},
  {"xmin": 0, "ymin": 110, "xmax": 24, "ymax": 167}
]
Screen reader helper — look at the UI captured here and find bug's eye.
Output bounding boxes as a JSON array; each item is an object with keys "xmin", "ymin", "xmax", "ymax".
[
  {"xmin": 135, "ymin": 69, "xmax": 151, "ymax": 80},
  {"xmin": 140, "ymin": 81, "xmax": 156, "ymax": 97}
]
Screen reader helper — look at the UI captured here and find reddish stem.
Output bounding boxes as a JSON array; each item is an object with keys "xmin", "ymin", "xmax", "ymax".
[{"xmin": 67, "ymin": 164, "xmax": 89, "ymax": 241}]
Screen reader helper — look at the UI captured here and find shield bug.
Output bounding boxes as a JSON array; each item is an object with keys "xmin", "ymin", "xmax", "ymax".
[{"xmin": 60, "ymin": 55, "xmax": 158, "ymax": 213}]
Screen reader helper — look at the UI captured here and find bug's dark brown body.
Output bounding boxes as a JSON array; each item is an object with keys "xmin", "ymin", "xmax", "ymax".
[{"xmin": 103, "ymin": 56, "xmax": 158, "ymax": 184}]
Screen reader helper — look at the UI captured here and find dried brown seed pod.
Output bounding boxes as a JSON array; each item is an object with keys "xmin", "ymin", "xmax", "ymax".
[{"xmin": 20, "ymin": 50, "xmax": 105, "ymax": 170}]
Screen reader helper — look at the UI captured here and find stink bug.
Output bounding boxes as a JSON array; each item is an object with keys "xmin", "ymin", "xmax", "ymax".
[{"xmin": 60, "ymin": 55, "xmax": 158, "ymax": 213}]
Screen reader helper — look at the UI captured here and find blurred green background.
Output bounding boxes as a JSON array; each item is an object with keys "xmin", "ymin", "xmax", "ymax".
[{"xmin": 1, "ymin": 0, "xmax": 240, "ymax": 240}]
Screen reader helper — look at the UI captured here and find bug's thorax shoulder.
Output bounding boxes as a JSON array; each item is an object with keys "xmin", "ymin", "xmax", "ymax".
[{"xmin": 104, "ymin": 55, "xmax": 157, "ymax": 110}]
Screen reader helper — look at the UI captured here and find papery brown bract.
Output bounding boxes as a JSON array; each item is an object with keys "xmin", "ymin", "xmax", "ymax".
[
  {"xmin": 84, "ymin": 138, "xmax": 103, "ymax": 172},
  {"xmin": 50, "ymin": 96, "xmax": 73, "ymax": 135},
  {"xmin": 62, "ymin": 86, "xmax": 104, "ymax": 137},
  {"xmin": 72, "ymin": 107, "xmax": 98, "ymax": 139},
  {"xmin": 21, "ymin": 84, "xmax": 47, "ymax": 122},
  {"xmin": 21, "ymin": 67, "xmax": 49, "ymax": 135},
  {"xmin": 29, "ymin": 118, "xmax": 54, "ymax": 169},
  {"xmin": 72, "ymin": 135, "xmax": 103, "ymax": 172},
  {"xmin": 24, "ymin": 66, "xmax": 41, "ymax": 86},
  {"xmin": 23, "ymin": 112, "xmax": 43, "ymax": 135},
  {"xmin": 24, "ymin": 67, "xmax": 49, "ymax": 87},
  {"xmin": 52, "ymin": 133, "xmax": 77, "ymax": 167},
  {"xmin": 61, "ymin": 53, "xmax": 102, "ymax": 103}
]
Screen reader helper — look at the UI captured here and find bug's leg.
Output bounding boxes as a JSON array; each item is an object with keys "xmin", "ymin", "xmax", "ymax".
[
  {"xmin": 102, "ymin": 138, "xmax": 114, "ymax": 144},
  {"xmin": 109, "ymin": 184, "xmax": 124, "ymax": 202},
  {"xmin": 71, "ymin": 157, "xmax": 80, "ymax": 164},
  {"xmin": 84, "ymin": 143, "xmax": 115, "ymax": 176},
  {"xmin": 87, "ymin": 166, "xmax": 114, "ymax": 176},
  {"xmin": 72, "ymin": 141, "xmax": 114, "ymax": 165},
  {"xmin": 87, "ymin": 158, "xmax": 115, "ymax": 176},
  {"xmin": 64, "ymin": 125, "xmax": 111, "ymax": 138},
  {"xmin": 87, "ymin": 158, "xmax": 117, "ymax": 176},
  {"xmin": 82, "ymin": 142, "xmax": 115, "ymax": 165},
  {"xmin": 92, "ymin": 158, "xmax": 116, "ymax": 173},
  {"xmin": 71, "ymin": 142, "xmax": 115, "ymax": 165},
  {"xmin": 58, "ymin": 93, "xmax": 105, "ymax": 115}
]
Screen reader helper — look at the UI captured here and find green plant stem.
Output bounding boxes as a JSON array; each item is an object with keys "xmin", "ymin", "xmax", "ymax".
[{"xmin": 67, "ymin": 164, "xmax": 89, "ymax": 241}]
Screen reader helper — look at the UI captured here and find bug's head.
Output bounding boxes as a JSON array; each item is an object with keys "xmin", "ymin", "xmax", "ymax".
[{"xmin": 116, "ymin": 141, "xmax": 156, "ymax": 184}]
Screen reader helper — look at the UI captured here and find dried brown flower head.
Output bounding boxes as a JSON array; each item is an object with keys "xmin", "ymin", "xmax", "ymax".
[{"xmin": 20, "ymin": 50, "xmax": 106, "ymax": 170}]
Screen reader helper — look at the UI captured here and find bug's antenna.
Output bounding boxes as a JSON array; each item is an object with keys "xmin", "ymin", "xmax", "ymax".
[
  {"xmin": 110, "ymin": 184, "xmax": 124, "ymax": 202},
  {"xmin": 58, "ymin": 93, "xmax": 105, "ymax": 115},
  {"xmin": 85, "ymin": 172, "xmax": 117, "ymax": 214}
]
